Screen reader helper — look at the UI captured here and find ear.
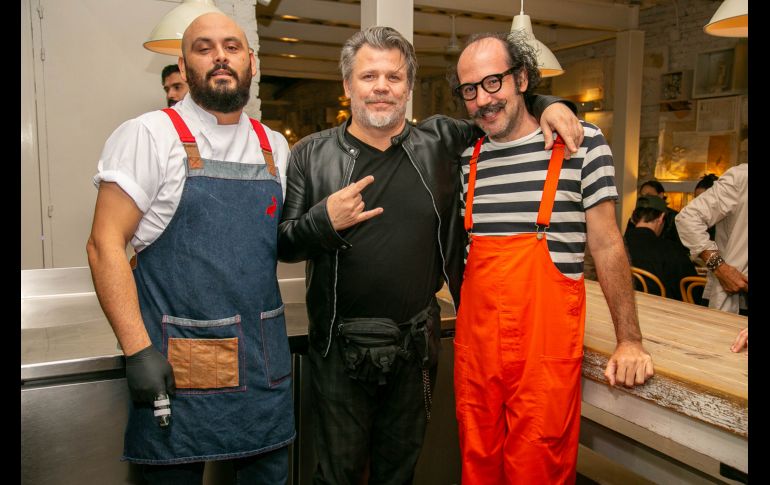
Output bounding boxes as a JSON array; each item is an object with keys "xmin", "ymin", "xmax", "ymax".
[
  {"xmin": 249, "ymin": 48, "xmax": 257, "ymax": 77},
  {"xmin": 343, "ymin": 79, "xmax": 351, "ymax": 99},
  {"xmin": 517, "ymin": 69, "xmax": 529, "ymax": 93},
  {"xmin": 178, "ymin": 57, "xmax": 187, "ymax": 83}
]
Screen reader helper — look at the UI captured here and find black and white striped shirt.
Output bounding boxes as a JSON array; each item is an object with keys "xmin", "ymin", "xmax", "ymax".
[{"xmin": 460, "ymin": 121, "xmax": 618, "ymax": 279}]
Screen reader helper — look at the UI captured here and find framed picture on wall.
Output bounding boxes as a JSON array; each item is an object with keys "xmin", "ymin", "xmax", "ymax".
[
  {"xmin": 696, "ymin": 96, "xmax": 740, "ymax": 133},
  {"xmin": 660, "ymin": 70, "xmax": 692, "ymax": 102},
  {"xmin": 692, "ymin": 45, "xmax": 748, "ymax": 99}
]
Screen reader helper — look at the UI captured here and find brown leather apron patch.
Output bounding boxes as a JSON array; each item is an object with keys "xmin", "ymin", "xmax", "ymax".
[{"xmin": 168, "ymin": 337, "xmax": 240, "ymax": 388}]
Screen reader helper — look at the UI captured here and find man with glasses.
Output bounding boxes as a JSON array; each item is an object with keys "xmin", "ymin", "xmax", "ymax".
[
  {"xmin": 278, "ymin": 26, "xmax": 583, "ymax": 485},
  {"xmin": 449, "ymin": 32, "xmax": 654, "ymax": 484}
]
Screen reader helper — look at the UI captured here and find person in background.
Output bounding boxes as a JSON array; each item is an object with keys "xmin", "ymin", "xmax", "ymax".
[
  {"xmin": 86, "ymin": 13, "xmax": 294, "ymax": 484},
  {"xmin": 450, "ymin": 31, "xmax": 653, "ymax": 484},
  {"xmin": 626, "ymin": 180, "xmax": 686, "ymax": 251},
  {"xmin": 693, "ymin": 173, "xmax": 719, "ymax": 241},
  {"xmin": 277, "ymin": 26, "xmax": 583, "ymax": 485},
  {"xmin": 162, "ymin": 64, "xmax": 189, "ymax": 107},
  {"xmin": 676, "ymin": 164, "xmax": 748, "ymax": 315},
  {"xmin": 624, "ymin": 196, "xmax": 698, "ymax": 301},
  {"xmin": 694, "ymin": 173, "xmax": 719, "ymax": 198}
]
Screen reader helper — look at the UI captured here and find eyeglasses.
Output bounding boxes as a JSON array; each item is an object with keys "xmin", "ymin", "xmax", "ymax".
[{"xmin": 454, "ymin": 68, "xmax": 516, "ymax": 101}]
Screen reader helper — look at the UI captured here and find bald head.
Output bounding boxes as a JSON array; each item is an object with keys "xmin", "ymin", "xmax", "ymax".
[
  {"xmin": 182, "ymin": 12, "xmax": 250, "ymax": 56},
  {"xmin": 178, "ymin": 12, "xmax": 256, "ymax": 118}
]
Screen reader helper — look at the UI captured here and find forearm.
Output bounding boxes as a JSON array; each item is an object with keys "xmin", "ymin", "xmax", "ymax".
[
  {"xmin": 278, "ymin": 197, "xmax": 350, "ymax": 262},
  {"xmin": 526, "ymin": 94, "xmax": 578, "ymax": 119},
  {"xmin": 87, "ymin": 239, "xmax": 150, "ymax": 356},
  {"xmin": 593, "ymin": 236, "xmax": 643, "ymax": 344}
]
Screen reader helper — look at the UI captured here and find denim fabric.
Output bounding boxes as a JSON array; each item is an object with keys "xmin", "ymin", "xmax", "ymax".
[
  {"xmin": 308, "ymin": 336, "xmax": 437, "ymax": 485},
  {"xmin": 142, "ymin": 446, "xmax": 289, "ymax": 485},
  {"xmin": 124, "ymin": 149, "xmax": 295, "ymax": 464}
]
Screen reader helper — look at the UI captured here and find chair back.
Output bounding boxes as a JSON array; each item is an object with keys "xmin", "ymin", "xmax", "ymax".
[
  {"xmin": 631, "ymin": 266, "xmax": 666, "ymax": 298},
  {"xmin": 680, "ymin": 276, "xmax": 707, "ymax": 304}
]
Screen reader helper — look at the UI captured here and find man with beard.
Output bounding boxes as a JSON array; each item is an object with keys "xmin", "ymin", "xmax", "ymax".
[
  {"xmin": 86, "ymin": 13, "xmax": 294, "ymax": 484},
  {"xmin": 278, "ymin": 26, "xmax": 583, "ymax": 485},
  {"xmin": 450, "ymin": 32, "xmax": 654, "ymax": 484},
  {"xmin": 161, "ymin": 64, "xmax": 189, "ymax": 107}
]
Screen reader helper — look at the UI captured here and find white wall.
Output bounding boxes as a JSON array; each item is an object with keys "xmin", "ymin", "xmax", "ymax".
[{"xmin": 21, "ymin": 0, "xmax": 183, "ymax": 268}]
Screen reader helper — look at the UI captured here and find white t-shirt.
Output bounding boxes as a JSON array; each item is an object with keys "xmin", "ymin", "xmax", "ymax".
[{"xmin": 94, "ymin": 94, "xmax": 289, "ymax": 252}]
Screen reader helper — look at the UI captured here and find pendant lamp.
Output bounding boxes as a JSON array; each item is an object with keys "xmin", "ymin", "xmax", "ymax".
[
  {"xmin": 144, "ymin": 0, "xmax": 224, "ymax": 56},
  {"xmin": 704, "ymin": 0, "xmax": 748, "ymax": 37},
  {"xmin": 510, "ymin": 0, "xmax": 564, "ymax": 77}
]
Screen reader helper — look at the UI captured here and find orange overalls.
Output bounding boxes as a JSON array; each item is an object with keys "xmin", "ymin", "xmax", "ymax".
[{"xmin": 454, "ymin": 136, "xmax": 585, "ymax": 484}]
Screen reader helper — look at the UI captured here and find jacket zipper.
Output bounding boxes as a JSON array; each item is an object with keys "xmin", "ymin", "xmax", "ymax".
[{"xmin": 324, "ymin": 147, "xmax": 358, "ymax": 357}]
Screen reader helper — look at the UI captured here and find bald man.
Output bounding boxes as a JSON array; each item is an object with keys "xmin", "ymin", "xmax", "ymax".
[{"xmin": 87, "ymin": 13, "xmax": 294, "ymax": 483}]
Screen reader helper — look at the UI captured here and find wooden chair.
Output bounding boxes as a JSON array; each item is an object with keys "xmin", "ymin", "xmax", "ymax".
[
  {"xmin": 631, "ymin": 266, "xmax": 666, "ymax": 298},
  {"xmin": 680, "ymin": 276, "xmax": 707, "ymax": 304}
]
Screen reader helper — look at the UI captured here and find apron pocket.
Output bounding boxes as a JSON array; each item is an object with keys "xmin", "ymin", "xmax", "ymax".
[
  {"xmin": 162, "ymin": 314, "xmax": 244, "ymax": 394},
  {"xmin": 537, "ymin": 355, "xmax": 583, "ymax": 440},
  {"xmin": 261, "ymin": 304, "xmax": 291, "ymax": 387}
]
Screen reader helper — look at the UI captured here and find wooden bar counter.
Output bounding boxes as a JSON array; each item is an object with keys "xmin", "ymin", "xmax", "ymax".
[{"xmin": 580, "ymin": 279, "xmax": 748, "ymax": 478}]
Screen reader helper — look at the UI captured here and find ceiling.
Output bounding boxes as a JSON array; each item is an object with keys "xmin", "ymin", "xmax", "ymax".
[{"xmin": 255, "ymin": 0, "xmax": 665, "ymax": 80}]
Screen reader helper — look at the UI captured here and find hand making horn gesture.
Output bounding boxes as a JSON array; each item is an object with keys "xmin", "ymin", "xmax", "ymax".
[{"xmin": 326, "ymin": 175, "xmax": 384, "ymax": 231}]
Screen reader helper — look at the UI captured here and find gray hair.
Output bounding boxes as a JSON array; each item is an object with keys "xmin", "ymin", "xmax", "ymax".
[
  {"xmin": 448, "ymin": 31, "xmax": 541, "ymax": 97},
  {"xmin": 339, "ymin": 26, "xmax": 418, "ymax": 89}
]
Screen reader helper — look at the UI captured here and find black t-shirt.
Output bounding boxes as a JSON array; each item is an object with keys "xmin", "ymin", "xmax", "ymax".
[{"xmin": 335, "ymin": 130, "xmax": 442, "ymax": 322}]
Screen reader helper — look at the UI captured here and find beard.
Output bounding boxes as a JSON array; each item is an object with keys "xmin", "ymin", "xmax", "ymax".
[
  {"xmin": 185, "ymin": 61, "xmax": 251, "ymax": 113},
  {"xmin": 472, "ymin": 100, "xmax": 516, "ymax": 141},
  {"xmin": 351, "ymin": 97, "xmax": 407, "ymax": 131}
]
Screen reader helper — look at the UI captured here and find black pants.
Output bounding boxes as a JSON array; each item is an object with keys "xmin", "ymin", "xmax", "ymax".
[
  {"xmin": 308, "ymin": 337, "xmax": 438, "ymax": 485},
  {"xmin": 142, "ymin": 446, "xmax": 289, "ymax": 485}
]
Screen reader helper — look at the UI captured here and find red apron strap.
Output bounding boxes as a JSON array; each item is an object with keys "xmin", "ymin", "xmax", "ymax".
[
  {"xmin": 162, "ymin": 108, "xmax": 203, "ymax": 169},
  {"xmin": 464, "ymin": 137, "xmax": 486, "ymax": 232},
  {"xmin": 162, "ymin": 108, "xmax": 196, "ymax": 143},
  {"xmin": 536, "ymin": 136, "xmax": 566, "ymax": 229},
  {"xmin": 249, "ymin": 118, "xmax": 276, "ymax": 177}
]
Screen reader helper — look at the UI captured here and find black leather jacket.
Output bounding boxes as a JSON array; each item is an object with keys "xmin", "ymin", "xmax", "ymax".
[{"xmin": 278, "ymin": 96, "xmax": 573, "ymax": 355}]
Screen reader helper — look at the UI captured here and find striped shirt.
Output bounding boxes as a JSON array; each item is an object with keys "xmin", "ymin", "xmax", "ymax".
[{"xmin": 460, "ymin": 121, "xmax": 618, "ymax": 279}]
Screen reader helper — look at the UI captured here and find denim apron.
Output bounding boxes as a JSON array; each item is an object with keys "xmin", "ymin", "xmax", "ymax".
[{"xmin": 122, "ymin": 109, "xmax": 295, "ymax": 465}]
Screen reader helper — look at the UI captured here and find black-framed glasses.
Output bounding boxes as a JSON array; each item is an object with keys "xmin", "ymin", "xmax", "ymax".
[{"xmin": 454, "ymin": 68, "xmax": 516, "ymax": 101}]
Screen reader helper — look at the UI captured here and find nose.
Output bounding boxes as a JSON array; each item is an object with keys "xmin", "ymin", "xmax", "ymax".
[
  {"xmin": 475, "ymin": 86, "xmax": 493, "ymax": 106},
  {"xmin": 213, "ymin": 45, "xmax": 229, "ymax": 64},
  {"xmin": 373, "ymin": 75, "xmax": 389, "ymax": 93}
]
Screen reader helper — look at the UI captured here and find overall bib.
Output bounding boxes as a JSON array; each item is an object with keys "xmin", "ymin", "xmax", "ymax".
[
  {"xmin": 454, "ymin": 137, "xmax": 585, "ymax": 484},
  {"xmin": 123, "ymin": 109, "xmax": 295, "ymax": 465}
]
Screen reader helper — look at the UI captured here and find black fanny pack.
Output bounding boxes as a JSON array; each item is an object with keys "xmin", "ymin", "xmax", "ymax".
[{"xmin": 337, "ymin": 302, "xmax": 440, "ymax": 385}]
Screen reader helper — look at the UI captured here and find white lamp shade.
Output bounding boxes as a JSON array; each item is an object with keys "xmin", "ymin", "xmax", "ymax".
[
  {"xmin": 144, "ymin": 0, "xmax": 224, "ymax": 56},
  {"xmin": 704, "ymin": 0, "xmax": 748, "ymax": 37},
  {"xmin": 511, "ymin": 14, "xmax": 564, "ymax": 77}
]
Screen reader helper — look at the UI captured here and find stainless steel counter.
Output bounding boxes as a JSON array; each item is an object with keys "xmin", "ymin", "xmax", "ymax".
[
  {"xmin": 22, "ymin": 265, "xmax": 455, "ymax": 383},
  {"xmin": 21, "ymin": 265, "xmax": 458, "ymax": 485}
]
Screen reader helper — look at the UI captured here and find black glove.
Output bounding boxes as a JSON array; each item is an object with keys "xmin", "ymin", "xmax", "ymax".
[{"xmin": 125, "ymin": 345, "xmax": 176, "ymax": 403}]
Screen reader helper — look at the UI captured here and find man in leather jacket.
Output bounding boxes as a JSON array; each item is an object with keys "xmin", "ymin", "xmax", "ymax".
[{"xmin": 277, "ymin": 26, "xmax": 582, "ymax": 485}]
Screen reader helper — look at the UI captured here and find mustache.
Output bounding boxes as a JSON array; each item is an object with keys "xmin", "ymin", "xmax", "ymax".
[
  {"xmin": 365, "ymin": 98, "xmax": 397, "ymax": 105},
  {"xmin": 206, "ymin": 64, "xmax": 238, "ymax": 80},
  {"xmin": 472, "ymin": 101, "xmax": 506, "ymax": 119}
]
